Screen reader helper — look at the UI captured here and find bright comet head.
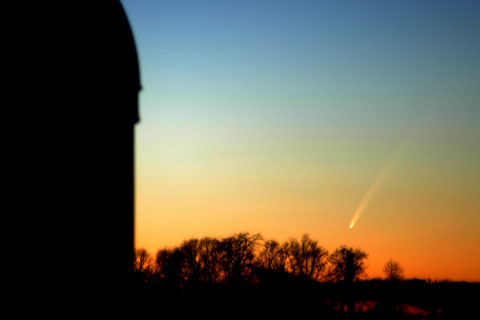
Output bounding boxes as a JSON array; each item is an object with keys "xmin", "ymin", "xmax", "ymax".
[{"xmin": 349, "ymin": 223, "xmax": 354, "ymax": 229}]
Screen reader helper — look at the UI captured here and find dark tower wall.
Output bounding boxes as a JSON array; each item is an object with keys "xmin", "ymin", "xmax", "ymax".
[{"xmin": 13, "ymin": 1, "xmax": 141, "ymax": 301}]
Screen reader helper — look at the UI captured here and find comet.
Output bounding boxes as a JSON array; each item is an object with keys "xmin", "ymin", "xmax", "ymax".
[{"xmin": 349, "ymin": 146, "xmax": 403, "ymax": 229}]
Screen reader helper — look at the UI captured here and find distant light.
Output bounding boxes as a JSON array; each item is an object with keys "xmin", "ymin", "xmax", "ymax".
[{"xmin": 348, "ymin": 145, "xmax": 404, "ymax": 231}]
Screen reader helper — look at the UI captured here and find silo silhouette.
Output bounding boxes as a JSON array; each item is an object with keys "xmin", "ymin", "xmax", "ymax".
[
  {"xmin": 32, "ymin": 0, "xmax": 141, "ymax": 293},
  {"xmin": 13, "ymin": 0, "xmax": 141, "ymax": 306}
]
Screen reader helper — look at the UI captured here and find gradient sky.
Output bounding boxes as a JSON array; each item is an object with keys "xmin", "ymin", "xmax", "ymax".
[{"xmin": 121, "ymin": 0, "xmax": 480, "ymax": 281}]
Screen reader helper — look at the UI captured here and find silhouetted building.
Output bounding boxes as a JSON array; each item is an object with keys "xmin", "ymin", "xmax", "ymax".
[{"xmin": 14, "ymin": 1, "xmax": 141, "ymax": 301}]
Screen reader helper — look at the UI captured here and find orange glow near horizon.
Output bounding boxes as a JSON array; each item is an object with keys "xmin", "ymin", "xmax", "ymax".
[
  {"xmin": 135, "ymin": 135, "xmax": 480, "ymax": 281},
  {"xmin": 127, "ymin": 1, "xmax": 480, "ymax": 283},
  {"xmin": 135, "ymin": 161, "xmax": 480, "ymax": 282}
]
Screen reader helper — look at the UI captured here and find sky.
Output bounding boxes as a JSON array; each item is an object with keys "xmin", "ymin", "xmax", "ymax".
[{"xmin": 121, "ymin": 0, "xmax": 480, "ymax": 281}]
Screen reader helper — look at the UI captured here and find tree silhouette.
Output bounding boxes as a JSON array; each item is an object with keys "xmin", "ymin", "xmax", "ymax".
[
  {"xmin": 327, "ymin": 245, "xmax": 368, "ymax": 314},
  {"xmin": 127, "ymin": 232, "xmax": 479, "ymax": 318},
  {"xmin": 198, "ymin": 237, "xmax": 222, "ymax": 284},
  {"xmin": 134, "ymin": 248, "xmax": 152, "ymax": 273},
  {"xmin": 257, "ymin": 239, "xmax": 287, "ymax": 272},
  {"xmin": 284, "ymin": 234, "xmax": 328, "ymax": 281},
  {"xmin": 154, "ymin": 234, "xmax": 263, "ymax": 287},
  {"xmin": 219, "ymin": 232, "xmax": 262, "ymax": 284},
  {"xmin": 177, "ymin": 239, "xmax": 202, "ymax": 285},
  {"xmin": 133, "ymin": 248, "xmax": 153, "ymax": 288},
  {"xmin": 383, "ymin": 258, "xmax": 404, "ymax": 281},
  {"xmin": 155, "ymin": 248, "xmax": 183, "ymax": 288},
  {"xmin": 327, "ymin": 245, "xmax": 368, "ymax": 283}
]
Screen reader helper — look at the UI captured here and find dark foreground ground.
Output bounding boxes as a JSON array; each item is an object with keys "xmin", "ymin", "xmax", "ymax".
[{"xmin": 132, "ymin": 274, "xmax": 479, "ymax": 319}]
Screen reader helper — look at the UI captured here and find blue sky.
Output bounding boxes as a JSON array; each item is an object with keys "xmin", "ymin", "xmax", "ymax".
[
  {"xmin": 123, "ymin": 0, "xmax": 479, "ymax": 140},
  {"xmin": 121, "ymin": 0, "xmax": 480, "ymax": 280}
]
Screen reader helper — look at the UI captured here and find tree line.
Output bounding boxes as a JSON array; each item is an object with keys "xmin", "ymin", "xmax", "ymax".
[
  {"xmin": 133, "ymin": 232, "xmax": 404, "ymax": 288},
  {"xmin": 132, "ymin": 233, "xmax": 480, "ymax": 319}
]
